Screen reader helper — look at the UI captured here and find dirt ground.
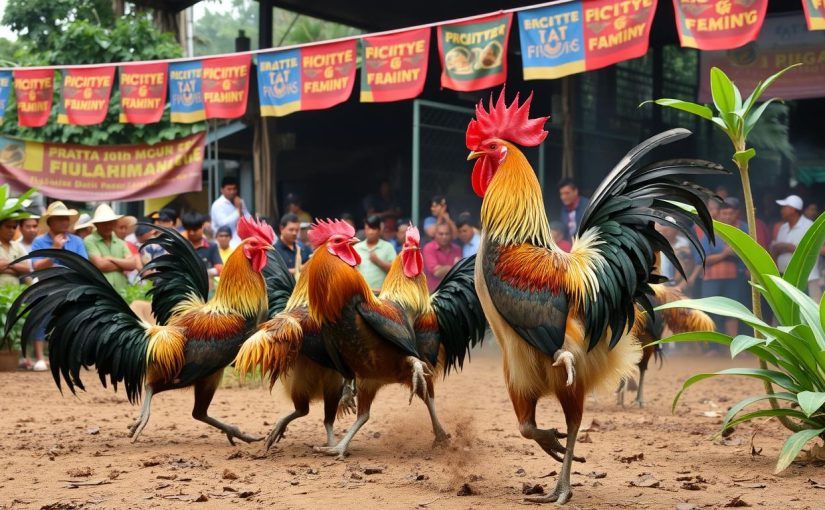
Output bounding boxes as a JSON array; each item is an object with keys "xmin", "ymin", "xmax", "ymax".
[{"xmin": 1, "ymin": 344, "xmax": 823, "ymax": 510}]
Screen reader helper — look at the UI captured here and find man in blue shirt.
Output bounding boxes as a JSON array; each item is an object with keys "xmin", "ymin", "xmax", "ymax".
[
  {"xmin": 456, "ymin": 216, "xmax": 481, "ymax": 257},
  {"xmin": 30, "ymin": 201, "xmax": 89, "ymax": 371},
  {"xmin": 274, "ymin": 213, "xmax": 312, "ymax": 274}
]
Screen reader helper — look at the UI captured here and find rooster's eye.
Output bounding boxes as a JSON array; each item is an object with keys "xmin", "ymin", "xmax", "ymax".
[{"xmin": 489, "ymin": 143, "xmax": 497, "ymax": 150}]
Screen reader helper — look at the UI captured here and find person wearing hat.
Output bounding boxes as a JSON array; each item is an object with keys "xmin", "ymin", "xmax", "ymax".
[
  {"xmin": 30, "ymin": 201, "xmax": 89, "ymax": 371},
  {"xmin": 210, "ymin": 176, "xmax": 249, "ymax": 248},
  {"xmin": 771, "ymin": 194, "xmax": 822, "ymax": 299},
  {"xmin": 72, "ymin": 213, "xmax": 95, "ymax": 239},
  {"xmin": 83, "ymin": 204, "xmax": 136, "ymax": 296},
  {"xmin": 0, "ymin": 196, "xmax": 32, "ymax": 286}
]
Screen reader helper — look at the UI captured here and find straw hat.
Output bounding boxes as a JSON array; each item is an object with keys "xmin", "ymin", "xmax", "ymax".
[
  {"xmin": 40, "ymin": 201, "xmax": 79, "ymax": 228},
  {"xmin": 73, "ymin": 213, "xmax": 94, "ymax": 231},
  {"xmin": 90, "ymin": 204, "xmax": 123, "ymax": 224}
]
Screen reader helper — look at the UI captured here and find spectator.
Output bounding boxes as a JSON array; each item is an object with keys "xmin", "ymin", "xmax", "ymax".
[
  {"xmin": 549, "ymin": 221, "xmax": 572, "ymax": 252},
  {"xmin": 0, "ymin": 217, "xmax": 29, "ymax": 286},
  {"xmin": 284, "ymin": 193, "xmax": 313, "ymax": 224},
  {"xmin": 391, "ymin": 218, "xmax": 409, "ymax": 254},
  {"xmin": 558, "ymin": 178, "xmax": 589, "ymax": 240},
  {"xmin": 182, "ymin": 212, "xmax": 223, "ymax": 279},
  {"xmin": 84, "ymin": 204, "xmax": 136, "ymax": 295},
  {"xmin": 363, "ymin": 180, "xmax": 402, "ymax": 219},
  {"xmin": 18, "ymin": 212, "xmax": 40, "ymax": 253},
  {"xmin": 423, "ymin": 223, "xmax": 462, "ymax": 292},
  {"xmin": 354, "ymin": 215, "xmax": 396, "ymax": 292},
  {"xmin": 804, "ymin": 201, "xmax": 819, "ymax": 221},
  {"xmin": 715, "ymin": 185, "xmax": 730, "ymax": 200},
  {"xmin": 73, "ymin": 213, "xmax": 95, "ymax": 239},
  {"xmin": 771, "ymin": 195, "xmax": 821, "ymax": 299},
  {"xmin": 274, "ymin": 213, "xmax": 312, "ymax": 274},
  {"xmin": 210, "ymin": 176, "xmax": 249, "ymax": 248},
  {"xmin": 299, "ymin": 222, "xmax": 311, "ymax": 247},
  {"xmin": 153, "ymin": 208, "xmax": 178, "ymax": 230},
  {"xmin": 134, "ymin": 223, "xmax": 162, "ymax": 265},
  {"xmin": 382, "ymin": 217, "xmax": 398, "ymax": 243},
  {"xmin": 30, "ymin": 201, "xmax": 89, "ymax": 371},
  {"xmin": 456, "ymin": 216, "xmax": 481, "ymax": 257},
  {"xmin": 215, "ymin": 226, "xmax": 234, "ymax": 263},
  {"xmin": 423, "ymin": 195, "xmax": 458, "ymax": 240},
  {"xmin": 116, "ymin": 216, "xmax": 143, "ymax": 283}
]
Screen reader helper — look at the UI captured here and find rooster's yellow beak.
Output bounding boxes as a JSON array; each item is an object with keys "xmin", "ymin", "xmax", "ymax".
[{"xmin": 467, "ymin": 151, "xmax": 483, "ymax": 161}]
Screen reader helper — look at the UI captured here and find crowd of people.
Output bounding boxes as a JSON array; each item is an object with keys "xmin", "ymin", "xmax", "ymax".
[{"xmin": 3, "ymin": 175, "xmax": 824, "ymax": 370}]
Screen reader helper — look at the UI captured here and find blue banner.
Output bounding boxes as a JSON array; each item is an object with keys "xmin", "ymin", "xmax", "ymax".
[
  {"xmin": 169, "ymin": 61, "xmax": 205, "ymax": 123},
  {"xmin": 518, "ymin": 3, "xmax": 586, "ymax": 80},
  {"xmin": 257, "ymin": 49, "xmax": 301, "ymax": 117},
  {"xmin": 0, "ymin": 70, "xmax": 12, "ymax": 119}
]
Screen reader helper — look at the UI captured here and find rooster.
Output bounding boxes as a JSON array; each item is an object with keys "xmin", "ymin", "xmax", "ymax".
[
  {"xmin": 236, "ymin": 219, "xmax": 433, "ymax": 458},
  {"xmin": 616, "ymin": 284, "xmax": 715, "ymax": 407},
  {"xmin": 4, "ymin": 217, "xmax": 276, "ymax": 444},
  {"xmin": 465, "ymin": 90, "xmax": 723, "ymax": 503}
]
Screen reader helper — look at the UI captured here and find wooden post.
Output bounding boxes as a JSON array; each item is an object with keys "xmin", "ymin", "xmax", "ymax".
[{"xmin": 561, "ymin": 76, "xmax": 574, "ymax": 180}]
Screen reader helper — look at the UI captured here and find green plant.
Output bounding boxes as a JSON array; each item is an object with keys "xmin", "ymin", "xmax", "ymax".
[
  {"xmin": 654, "ymin": 215, "xmax": 825, "ymax": 472},
  {"xmin": 122, "ymin": 281, "xmax": 152, "ymax": 304},
  {"xmin": 0, "ymin": 284, "xmax": 28, "ymax": 351}
]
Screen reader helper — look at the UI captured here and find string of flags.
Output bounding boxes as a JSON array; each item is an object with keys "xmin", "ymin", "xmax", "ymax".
[{"xmin": 0, "ymin": 0, "xmax": 820, "ymax": 128}]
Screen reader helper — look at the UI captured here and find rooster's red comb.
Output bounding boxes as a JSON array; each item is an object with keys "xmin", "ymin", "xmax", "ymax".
[
  {"xmin": 466, "ymin": 87, "xmax": 549, "ymax": 150},
  {"xmin": 308, "ymin": 218, "xmax": 355, "ymax": 249},
  {"xmin": 237, "ymin": 216, "xmax": 275, "ymax": 245},
  {"xmin": 405, "ymin": 225, "xmax": 420, "ymax": 246}
]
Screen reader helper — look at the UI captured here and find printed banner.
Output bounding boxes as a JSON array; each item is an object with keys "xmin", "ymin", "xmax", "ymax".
[
  {"xmin": 673, "ymin": 0, "xmax": 767, "ymax": 50},
  {"xmin": 202, "ymin": 54, "xmax": 251, "ymax": 119},
  {"xmin": 258, "ymin": 40, "xmax": 356, "ymax": 117},
  {"xmin": 169, "ymin": 61, "xmax": 205, "ymax": 123},
  {"xmin": 57, "ymin": 66, "xmax": 116, "ymax": 125},
  {"xmin": 438, "ymin": 13, "xmax": 512, "ymax": 91},
  {"xmin": 360, "ymin": 28, "xmax": 430, "ymax": 102},
  {"xmin": 13, "ymin": 69, "xmax": 55, "ymax": 128},
  {"xmin": 119, "ymin": 62, "xmax": 168, "ymax": 124},
  {"xmin": 0, "ymin": 71, "xmax": 11, "ymax": 120},
  {"xmin": 699, "ymin": 13, "xmax": 825, "ymax": 102},
  {"xmin": 0, "ymin": 132, "xmax": 205, "ymax": 202},
  {"xmin": 802, "ymin": 0, "xmax": 825, "ymax": 30},
  {"xmin": 519, "ymin": 0, "xmax": 655, "ymax": 80}
]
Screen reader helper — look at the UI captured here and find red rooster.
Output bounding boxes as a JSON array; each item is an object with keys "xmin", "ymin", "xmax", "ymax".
[
  {"xmin": 466, "ymin": 90, "xmax": 723, "ymax": 503},
  {"xmin": 5, "ymin": 217, "xmax": 276, "ymax": 444}
]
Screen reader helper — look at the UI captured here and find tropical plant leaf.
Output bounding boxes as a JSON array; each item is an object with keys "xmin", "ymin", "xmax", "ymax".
[
  {"xmin": 733, "ymin": 148, "xmax": 756, "ymax": 167},
  {"xmin": 744, "ymin": 97, "xmax": 779, "ymax": 137},
  {"xmin": 783, "ymin": 212, "xmax": 825, "ymax": 297},
  {"xmin": 672, "ymin": 368, "xmax": 803, "ymax": 412},
  {"xmin": 721, "ymin": 392, "xmax": 798, "ymax": 432},
  {"xmin": 654, "ymin": 330, "xmax": 780, "ymax": 365},
  {"xmin": 798, "ymin": 391, "xmax": 825, "ymax": 418},
  {"xmin": 641, "ymin": 98, "xmax": 713, "ymax": 119},
  {"xmin": 775, "ymin": 427, "xmax": 825, "ymax": 473},
  {"xmin": 770, "ymin": 276, "xmax": 825, "ymax": 349},
  {"xmin": 710, "ymin": 67, "xmax": 737, "ymax": 114},
  {"xmin": 730, "ymin": 334, "xmax": 764, "ymax": 358},
  {"xmin": 741, "ymin": 63, "xmax": 803, "ymax": 117}
]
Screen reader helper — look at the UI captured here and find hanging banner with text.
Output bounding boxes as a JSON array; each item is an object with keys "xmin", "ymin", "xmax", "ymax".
[
  {"xmin": 258, "ymin": 40, "xmax": 356, "ymax": 117},
  {"xmin": 437, "ymin": 13, "xmax": 512, "ymax": 91},
  {"xmin": 519, "ymin": 0, "xmax": 656, "ymax": 80},
  {"xmin": 202, "ymin": 54, "xmax": 251, "ymax": 119},
  {"xmin": 169, "ymin": 61, "xmax": 205, "ymax": 123},
  {"xmin": 57, "ymin": 66, "xmax": 116, "ymax": 125},
  {"xmin": 13, "ymin": 69, "xmax": 55, "ymax": 128},
  {"xmin": 673, "ymin": 0, "xmax": 767, "ymax": 50},
  {"xmin": 0, "ymin": 132, "xmax": 206, "ymax": 202},
  {"xmin": 119, "ymin": 62, "xmax": 168, "ymax": 124},
  {"xmin": 360, "ymin": 28, "xmax": 430, "ymax": 102},
  {"xmin": 0, "ymin": 71, "xmax": 11, "ymax": 120},
  {"xmin": 802, "ymin": 0, "xmax": 825, "ymax": 30},
  {"xmin": 699, "ymin": 13, "xmax": 825, "ymax": 102}
]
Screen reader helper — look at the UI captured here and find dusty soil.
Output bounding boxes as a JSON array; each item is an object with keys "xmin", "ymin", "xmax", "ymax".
[{"xmin": 1, "ymin": 345, "xmax": 823, "ymax": 510}]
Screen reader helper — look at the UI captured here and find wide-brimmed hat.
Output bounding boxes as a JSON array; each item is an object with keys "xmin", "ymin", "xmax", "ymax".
[
  {"xmin": 40, "ymin": 201, "xmax": 79, "ymax": 228},
  {"xmin": 90, "ymin": 204, "xmax": 123, "ymax": 224},
  {"xmin": 73, "ymin": 213, "xmax": 94, "ymax": 231}
]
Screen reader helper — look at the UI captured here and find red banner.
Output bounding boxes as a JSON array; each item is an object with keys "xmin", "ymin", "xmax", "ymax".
[
  {"xmin": 119, "ymin": 62, "xmax": 168, "ymax": 124},
  {"xmin": 802, "ymin": 0, "xmax": 825, "ymax": 30},
  {"xmin": 57, "ymin": 66, "xmax": 116, "ymax": 125},
  {"xmin": 360, "ymin": 29, "xmax": 429, "ymax": 103},
  {"xmin": 582, "ymin": 0, "xmax": 657, "ymax": 71},
  {"xmin": 438, "ymin": 13, "xmax": 512, "ymax": 92},
  {"xmin": 0, "ymin": 133, "xmax": 205, "ymax": 202},
  {"xmin": 202, "ymin": 54, "xmax": 251, "ymax": 119},
  {"xmin": 673, "ymin": 0, "xmax": 767, "ymax": 50},
  {"xmin": 13, "ymin": 69, "xmax": 55, "ymax": 128},
  {"xmin": 301, "ymin": 40, "xmax": 357, "ymax": 111}
]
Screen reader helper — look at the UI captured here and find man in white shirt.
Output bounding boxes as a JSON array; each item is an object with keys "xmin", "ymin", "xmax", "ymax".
[
  {"xmin": 771, "ymin": 194, "xmax": 821, "ymax": 299},
  {"xmin": 210, "ymin": 176, "xmax": 249, "ymax": 248}
]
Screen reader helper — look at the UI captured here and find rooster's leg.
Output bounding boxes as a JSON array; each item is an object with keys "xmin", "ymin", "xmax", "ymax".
[
  {"xmin": 407, "ymin": 357, "xmax": 430, "ymax": 404},
  {"xmin": 265, "ymin": 397, "xmax": 309, "ymax": 450},
  {"xmin": 192, "ymin": 371, "xmax": 263, "ymax": 446},
  {"xmin": 420, "ymin": 374, "xmax": 450, "ymax": 445},
  {"xmin": 510, "ymin": 387, "xmax": 581, "ymax": 463},
  {"xmin": 128, "ymin": 386, "xmax": 154, "ymax": 442},
  {"xmin": 314, "ymin": 385, "xmax": 375, "ymax": 459},
  {"xmin": 616, "ymin": 378, "xmax": 626, "ymax": 407},
  {"xmin": 337, "ymin": 378, "xmax": 357, "ymax": 418},
  {"xmin": 635, "ymin": 364, "xmax": 647, "ymax": 408},
  {"xmin": 525, "ymin": 387, "xmax": 584, "ymax": 505},
  {"xmin": 323, "ymin": 384, "xmax": 343, "ymax": 447}
]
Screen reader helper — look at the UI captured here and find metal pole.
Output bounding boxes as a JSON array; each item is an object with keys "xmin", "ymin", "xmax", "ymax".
[{"xmin": 412, "ymin": 100, "xmax": 420, "ymax": 226}]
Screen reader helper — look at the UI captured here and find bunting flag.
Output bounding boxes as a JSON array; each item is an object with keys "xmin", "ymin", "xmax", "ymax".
[
  {"xmin": 13, "ymin": 69, "xmax": 55, "ymax": 128},
  {"xmin": 0, "ymin": 71, "xmax": 11, "ymax": 120},
  {"xmin": 519, "ymin": 0, "xmax": 656, "ymax": 80},
  {"xmin": 673, "ymin": 0, "xmax": 768, "ymax": 50},
  {"xmin": 57, "ymin": 66, "xmax": 116, "ymax": 125},
  {"xmin": 119, "ymin": 62, "xmax": 168, "ymax": 124},
  {"xmin": 169, "ymin": 61, "xmax": 205, "ymax": 123},
  {"xmin": 437, "ymin": 13, "xmax": 512, "ymax": 91},
  {"xmin": 360, "ymin": 28, "xmax": 430, "ymax": 102},
  {"xmin": 258, "ymin": 40, "xmax": 356, "ymax": 117},
  {"xmin": 202, "ymin": 54, "xmax": 251, "ymax": 119},
  {"xmin": 802, "ymin": 0, "xmax": 825, "ymax": 30}
]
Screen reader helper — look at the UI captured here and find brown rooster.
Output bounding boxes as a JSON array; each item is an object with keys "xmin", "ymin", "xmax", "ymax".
[
  {"xmin": 466, "ymin": 90, "xmax": 724, "ymax": 503},
  {"xmin": 5, "ymin": 217, "xmax": 277, "ymax": 444}
]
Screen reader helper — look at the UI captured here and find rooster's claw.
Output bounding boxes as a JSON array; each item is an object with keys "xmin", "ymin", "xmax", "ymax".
[{"xmin": 553, "ymin": 350, "xmax": 576, "ymax": 386}]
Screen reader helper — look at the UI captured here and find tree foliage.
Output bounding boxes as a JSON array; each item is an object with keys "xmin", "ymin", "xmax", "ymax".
[{"xmin": 1, "ymin": 0, "xmax": 114, "ymax": 48}]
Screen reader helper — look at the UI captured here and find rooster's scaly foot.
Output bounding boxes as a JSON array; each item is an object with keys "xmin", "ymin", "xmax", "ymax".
[
  {"xmin": 409, "ymin": 359, "xmax": 429, "ymax": 404},
  {"xmin": 553, "ymin": 350, "xmax": 576, "ymax": 386}
]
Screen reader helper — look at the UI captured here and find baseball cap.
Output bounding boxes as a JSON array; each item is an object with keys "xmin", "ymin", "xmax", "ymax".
[{"xmin": 776, "ymin": 195, "xmax": 803, "ymax": 211}]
